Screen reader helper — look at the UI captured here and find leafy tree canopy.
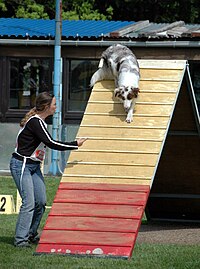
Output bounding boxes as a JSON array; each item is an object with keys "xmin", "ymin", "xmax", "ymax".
[{"xmin": 0, "ymin": 0, "xmax": 199, "ymax": 23}]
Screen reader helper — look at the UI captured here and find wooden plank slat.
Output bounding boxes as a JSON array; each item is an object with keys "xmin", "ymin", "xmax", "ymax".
[
  {"xmin": 39, "ymin": 230, "xmax": 135, "ymax": 246},
  {"xmin": 140, "ymin": 69, "xmax": 183, "ymax": 81},
  {"xmin": 138, "ymin": 92, "xmax": 177, "ymax": 103},
  {"xmin": 84, "ymin": 103, "xmax": 173, "ymax": 116},
  {"xmin": 58, "ymin": 182, "xmax": 150, "ymax": 192},
  {"xmin": 68, "ymin": 151, "xmax": 158, "ymax": 166},
  {"xmin": 139, "ymin": 81, "xmax": 180, "ymax": 92},
  {"xmin": 81, "ymin": 124, "xmax": 168, "ymax": 129},
  {"xmin": 92, "ymin": 80, "xmax": 114, "ymax": 90},
  {"xmin": 45, "ymin": 216, "xmax": 139, "ymax": 232},
  {"xmin": 78, "ymin": 126, "xmax": 166, "ymax": 140},
  {"xmin": 50, "ymin": 203, "xmax": 145, "ymax": 219},
  {"xmin": 64, "ymin": 164, "xmax": 154, "ymax": 178},
  {"xmin": 138, "ymin": 59, "xmax": 186, "ymax": 69},
  {"xmin": 61, "ymin": 176, "xmax": 151, "ymax": 185},
  {"xmin": 54, "ymin": 189, "xmax": 148, "ymax": 205},
  {"xmin": 82, "ymin": 115, "xmax": 169, "ymax": 128},
  {"xmin": 90, "ymin": 91, "xmax": 177, "ymax": 103},
  {"xmin": 76, "ymin": 139, "xmax": 162, "ymax": 153},
  {"xmin": 94, "ymin": 80, "xmax": 180, "ymax": 93}
]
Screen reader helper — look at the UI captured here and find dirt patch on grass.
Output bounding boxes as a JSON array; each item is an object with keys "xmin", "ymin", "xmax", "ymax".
[{"xmin": 137, "ymin": 221, "xmax": 200, "ymax": 245}]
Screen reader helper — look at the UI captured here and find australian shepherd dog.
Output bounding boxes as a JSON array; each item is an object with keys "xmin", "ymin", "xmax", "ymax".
[{"xmin": 90, "ymin": 44, "xmax": 140, "ymax": 123}]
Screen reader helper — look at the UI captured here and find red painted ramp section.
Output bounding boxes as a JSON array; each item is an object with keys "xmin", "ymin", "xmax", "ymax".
[{"xmin": 36, "ymin": 182, "xmax": 150, "ymax": 259}]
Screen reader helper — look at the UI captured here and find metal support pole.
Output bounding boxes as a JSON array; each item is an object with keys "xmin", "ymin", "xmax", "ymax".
[{"xmin": 50, "ymin": 0, "xmax": 62, "ymax": 175}]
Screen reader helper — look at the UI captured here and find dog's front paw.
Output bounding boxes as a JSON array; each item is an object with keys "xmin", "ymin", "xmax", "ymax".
[{"xmin": 126, "ymin": 116, "xmax": 132, "ymax": 123}]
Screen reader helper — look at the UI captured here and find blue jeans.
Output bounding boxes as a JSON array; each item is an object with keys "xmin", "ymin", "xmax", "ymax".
[{"xmin": 10, "ymin": 157, "xmax": 46, "ymax": 245}]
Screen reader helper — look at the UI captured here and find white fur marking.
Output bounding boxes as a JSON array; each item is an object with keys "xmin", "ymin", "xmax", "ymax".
[{"xmin": 98, "ymin": 58, "xmax": 104, "ymax": 68}]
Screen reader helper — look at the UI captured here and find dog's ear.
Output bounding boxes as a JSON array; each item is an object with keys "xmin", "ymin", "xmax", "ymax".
[
  {"xmin": 114, "ymin": 88, "xmax": 120, "ymax": 97},
  {"xmin": 131, "ymin": 87, "xmax": 140, "ymax": 98},
  {"xmin": 116, "ymin": 62, "xmax": 120, "ymax": 72}
]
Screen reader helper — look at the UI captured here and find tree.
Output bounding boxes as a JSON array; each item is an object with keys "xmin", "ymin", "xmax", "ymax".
[
  {"xmin": 15, "ymin": 1, "xmax": 49, "ymax": 19},
  {"xmin": 0, "ymin": 0, "xmax": 49, "ymax": 18},
  {"xmin": 0, "ymin": 0, "xmax": 200, "ymax": 23},
  {"xmin": 0, "ymin": 0, "xmax": 113, "ymax": 20},
  {"xmin": 62, "ymin": 1, "xmax": 113, "ymax": 20},
  {"xmin": 0, "ymin": 0, "xmax": 6, "ymax": 12},
  {"xmin": 96, "ymin": 0, "xmax": 200, "ymax": 23}
]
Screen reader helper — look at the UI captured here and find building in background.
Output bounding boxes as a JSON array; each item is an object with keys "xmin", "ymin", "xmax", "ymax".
[{"xmin": 0, "ymin": 18, "xmax": 200, "ymax": 174}]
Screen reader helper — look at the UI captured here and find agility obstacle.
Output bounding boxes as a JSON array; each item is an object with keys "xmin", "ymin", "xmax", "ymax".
[{"xmin": 36, "ymin": 60, "xmax": 200, "ymax": 259}]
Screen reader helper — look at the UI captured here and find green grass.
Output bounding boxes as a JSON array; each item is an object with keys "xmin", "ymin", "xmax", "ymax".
[
  {"xmin": 1, "ymin": 176, "xmax": 200, "ymax": 269},
  {"xmin": 0, "ymin": 175, "xmax": 60, "ymax": 206}
]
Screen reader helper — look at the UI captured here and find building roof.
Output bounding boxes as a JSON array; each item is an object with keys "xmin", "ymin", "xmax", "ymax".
[
  {"xmin": 0, "ymin": 18, "xmax": 135, "ymax": 38},
  {"xmin": 0, "ymin": 18, "xmax": 200, "ymax": 48}
]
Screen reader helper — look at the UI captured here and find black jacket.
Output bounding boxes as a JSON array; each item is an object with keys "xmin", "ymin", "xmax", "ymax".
[{"xmin": 14, "ymin": 115, "xmax": 78, "ymax": 162}]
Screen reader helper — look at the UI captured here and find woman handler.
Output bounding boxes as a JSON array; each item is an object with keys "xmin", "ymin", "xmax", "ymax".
[{"xmin": 10, "ymin": 92, "xmax": 87, "ymax": 247}]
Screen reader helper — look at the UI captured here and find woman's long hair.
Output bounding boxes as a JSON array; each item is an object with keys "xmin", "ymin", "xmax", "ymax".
[{"xmin": 20, "ymin": 92, "xmax": 54, "ymax": 127}]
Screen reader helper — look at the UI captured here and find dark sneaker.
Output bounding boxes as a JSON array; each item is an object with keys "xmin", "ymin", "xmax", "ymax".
[
  {"xmin": 14, "ymin": 241, "xmax": 32, "ymax": 248},
  {"xmin": 28, "ymin": 234, "xmax": 40, "ymax": 244}
]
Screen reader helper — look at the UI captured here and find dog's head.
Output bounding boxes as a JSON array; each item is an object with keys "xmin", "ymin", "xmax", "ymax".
[{"xmin": 114, "ymin": 86, "xmax": 140, "ymax": 111}]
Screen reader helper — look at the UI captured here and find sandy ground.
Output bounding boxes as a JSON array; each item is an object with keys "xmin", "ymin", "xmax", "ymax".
[{"xmin": 136, "ymin": 221, "xmax": 200, "ymax": 245}]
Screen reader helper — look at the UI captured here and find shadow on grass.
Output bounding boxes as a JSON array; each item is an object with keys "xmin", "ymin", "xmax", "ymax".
[
  {"xmin": 140, "ymin": 220, "xmax": 200, "ymax": 232},
  {"xmin": 0, "ymin": 236, "xmax": 14, "ymax": 246}
]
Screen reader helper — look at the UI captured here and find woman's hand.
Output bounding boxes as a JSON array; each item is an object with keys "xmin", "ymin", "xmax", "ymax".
[{"xmin": 77, "ymin": 138, "xmax": 88, "ymax": 147}]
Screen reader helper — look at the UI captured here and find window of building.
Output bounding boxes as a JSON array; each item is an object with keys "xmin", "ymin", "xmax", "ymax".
[
  {"xmin": 63, "ymin": 59, "xmax": 98, "ymax": 122},
  {"xmin": 0, "ymin": 56, "xmax": 98, "ymax": 124},
  {"xmin": 9, "ymin": 58, "xmax": 52, "ymax": 110},
  {"xmin": 69, "ymin": 59, "xmax": 98, "ymax": 111}
]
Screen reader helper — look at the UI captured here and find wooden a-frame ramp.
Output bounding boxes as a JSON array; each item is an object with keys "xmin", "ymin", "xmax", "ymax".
[{"xmin": 36, "ymin": 60, "xmax": 196, "ymax": 259}]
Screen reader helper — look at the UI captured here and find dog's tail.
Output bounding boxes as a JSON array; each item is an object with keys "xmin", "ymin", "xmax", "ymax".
[
  {"xmin": 98, "ymin": 58, "xmax": 104, "ymax": 68},
  {"xmin": 90, "ymin": 57, "xmax": 111, "ymax": 87}
]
